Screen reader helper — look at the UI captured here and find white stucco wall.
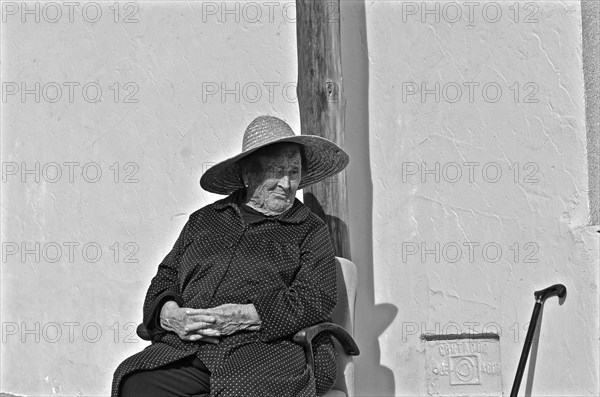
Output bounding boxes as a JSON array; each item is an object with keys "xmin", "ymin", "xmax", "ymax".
[
  {"xmin": 1, "ymin": 1, "xmax": 598, "ymax": 396},
  {"xmin": 345, "ymin": 1, "xmax": 599, "ymax": 396},
  {"xmin": 1, "ymin": 2, "xmax": 299, "ymax": 395}
]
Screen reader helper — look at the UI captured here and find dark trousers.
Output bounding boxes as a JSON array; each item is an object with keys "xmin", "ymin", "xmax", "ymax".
[{"xmin": 121, "ymin": 355, "xmax": 211, "ymax": 397}]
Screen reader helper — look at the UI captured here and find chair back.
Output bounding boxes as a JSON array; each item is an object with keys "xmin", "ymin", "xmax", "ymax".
[{"xmin": 329, "ymin": 257, "xmax": 358, "ymax": 397}]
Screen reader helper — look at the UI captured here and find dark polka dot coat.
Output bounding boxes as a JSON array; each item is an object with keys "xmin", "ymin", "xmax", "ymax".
[{"xmin": 112, "ymin": 189, "xmax": 338, "ymax": 396}]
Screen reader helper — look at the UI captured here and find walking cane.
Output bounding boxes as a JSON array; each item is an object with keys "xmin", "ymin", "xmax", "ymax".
[{"xmin": 510, "ymin": 284, "xmax": 567, "ymax": 397}]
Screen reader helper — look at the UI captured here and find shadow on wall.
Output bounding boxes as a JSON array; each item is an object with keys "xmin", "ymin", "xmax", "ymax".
[{"xmin": 341, "ymin": 1, "xmax": 398, "ymax": 396}]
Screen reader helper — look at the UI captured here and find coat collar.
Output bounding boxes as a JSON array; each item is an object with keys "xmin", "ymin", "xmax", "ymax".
[{"xmin": 213, "ymin": 188, "xmax": 310, "ymax": 224}]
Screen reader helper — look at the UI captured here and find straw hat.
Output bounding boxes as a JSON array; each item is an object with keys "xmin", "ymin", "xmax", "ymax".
[{"xmin": 200, "ymin": 115, "xmax": 349, "ymax": 195}]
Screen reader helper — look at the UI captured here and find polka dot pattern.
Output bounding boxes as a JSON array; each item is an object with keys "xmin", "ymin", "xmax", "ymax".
[{"xmin": 113, "ymin": 189, "xmax": 338, "ymax": 396}]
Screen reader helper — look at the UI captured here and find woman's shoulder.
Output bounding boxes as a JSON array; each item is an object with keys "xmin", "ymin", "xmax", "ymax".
[
  {"xmin": 303, "ymin": 208, "xmax": 328, "ymax": 229},
  {"xmin": 294, "ymin": 200, "xmax": 327, "ymax": 227},
  {"xmin": 187, "ymin": 200, "xmax": 223, "ymax": 221}
]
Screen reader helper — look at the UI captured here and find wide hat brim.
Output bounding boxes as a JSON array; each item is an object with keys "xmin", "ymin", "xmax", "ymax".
[{"xmin": 200, "ymin": 134, "xmax": 349, "ymax": 195}]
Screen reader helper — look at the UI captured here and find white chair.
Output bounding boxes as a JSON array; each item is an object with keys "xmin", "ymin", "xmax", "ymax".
[{"xmin": 293, "ymin": 257, "xmax": 360, "ymax": 396}]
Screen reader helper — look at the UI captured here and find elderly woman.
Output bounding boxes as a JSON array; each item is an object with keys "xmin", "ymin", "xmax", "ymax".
[{"xmin": 112, "ymin": 116, "xmax": 349, "ymax": 397}]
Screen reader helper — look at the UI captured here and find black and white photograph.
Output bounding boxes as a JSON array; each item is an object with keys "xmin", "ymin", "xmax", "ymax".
[{"xmin": 1, "ymin": 1, "xmax": 598, "ymax": 396}]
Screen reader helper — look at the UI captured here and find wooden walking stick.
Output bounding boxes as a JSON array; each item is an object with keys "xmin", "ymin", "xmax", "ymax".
[{"xmin": 510, "ymin": 284, "xmax": 567, "ymax": 397}]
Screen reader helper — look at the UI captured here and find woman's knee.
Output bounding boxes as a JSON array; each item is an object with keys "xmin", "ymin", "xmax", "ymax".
[
  {"xmin": 119, "ymin": 358, "xmax": 211, "ymax": 397},
  {"xmin": 120, "ymin": 371, "xmax": 152, "ymax": 397}
]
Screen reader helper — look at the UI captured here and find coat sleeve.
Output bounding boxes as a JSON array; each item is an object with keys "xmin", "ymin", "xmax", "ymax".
[
  {"xmin": 142, "ymin": 217, "xmax": 193, "ymax": 337},
  {"xmin": 248, "ymin": 221, "xmax": 338, "ymax": 342}
]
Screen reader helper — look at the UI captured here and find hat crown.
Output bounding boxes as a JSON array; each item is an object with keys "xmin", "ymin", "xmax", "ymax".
[
  {"xmin": 242, "ymin": 116, "xmax": 296, "ymax": 152},
  {"xmin": 200, "ymin": 114, "xmax": 349, "ymax": 195}
]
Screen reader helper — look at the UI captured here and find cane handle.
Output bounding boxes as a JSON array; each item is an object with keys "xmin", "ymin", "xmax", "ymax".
[{"xmin": 534, "ymin": 284, "xmax": 567, "ymax": 303}]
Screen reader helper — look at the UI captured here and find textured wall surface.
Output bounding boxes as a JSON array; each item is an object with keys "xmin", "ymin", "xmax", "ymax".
[
  {"xmin": 582, "ymin": 0, "xmax": 599, "ymax": 225},
  {"xmin": 1, "ymin": 1, "xmax": 598, "ymax": 396},
  {"xmin": 353, "ymin": 0, "xmax": 599, "ymax": 395},
  {"xmin": 1, "ymin": 2, "xmax": 299, "ymax": 395}
]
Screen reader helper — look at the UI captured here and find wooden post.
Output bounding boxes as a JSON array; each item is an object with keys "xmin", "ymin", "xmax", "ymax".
[{"xmin": 296, "ymin": 0, "xmax": 350, "ymax": 259}]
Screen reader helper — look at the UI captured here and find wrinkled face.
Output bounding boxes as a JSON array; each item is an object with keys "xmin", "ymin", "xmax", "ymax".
[{"xmin": 242, "ymin": 143, "xmax": 302, "ymax": 215}]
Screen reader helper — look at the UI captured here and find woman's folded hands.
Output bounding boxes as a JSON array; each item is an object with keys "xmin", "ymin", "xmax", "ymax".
[{"xmin": 160, "ymin": 301, "xmax": 262, "ymax": 343}]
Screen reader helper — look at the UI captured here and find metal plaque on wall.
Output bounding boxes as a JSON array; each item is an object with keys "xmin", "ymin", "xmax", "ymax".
[{"xmin": 424, "ymin": 333, "xmax": 503, "ymax": 396}]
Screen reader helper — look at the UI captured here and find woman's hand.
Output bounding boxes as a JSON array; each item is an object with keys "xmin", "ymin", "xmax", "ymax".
[
  {"xmin": 184, "ymin": 303, "xmax": 262, "ymax": 337},
  {"xmin": 159, "ymin": 301, "xmax": 220, "ymax": 343}
]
